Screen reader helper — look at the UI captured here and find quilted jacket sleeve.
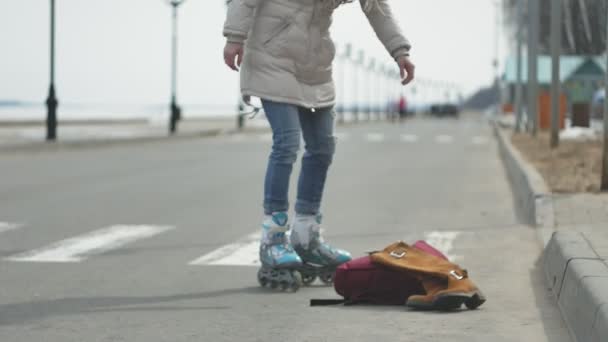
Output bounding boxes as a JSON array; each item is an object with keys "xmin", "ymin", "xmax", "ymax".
[
  {"xmin": 223, "ymin": 0, "xmax": 261, "ymax": 44},
  {"xmin": 360, "ymin": 0, "xmax": 411, "ymax": 60}
]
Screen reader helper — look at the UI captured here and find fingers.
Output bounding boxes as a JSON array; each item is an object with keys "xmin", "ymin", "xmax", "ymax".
[
  {"xmin": 399, "ymin": 60, "xmax": 415, "ymax": 85},
  {"xmin": 224, "ymin": 51, "xmax": 238, "ymax": 71},
  {"xmin": 224, "ymin": 45, "xmax": 244, "ymax": 71},
  {"xmin": 236, "ymin": 50, "xmax": 243, "ymax": 68},
  {"xmin": 402, "ymin": 64, "xmax": 415, "ymax": 85}
]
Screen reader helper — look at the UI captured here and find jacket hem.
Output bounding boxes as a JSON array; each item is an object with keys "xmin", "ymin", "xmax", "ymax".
[{"xmin": 241, "ymin": 90, "xmax": 336, "ymax": 110}]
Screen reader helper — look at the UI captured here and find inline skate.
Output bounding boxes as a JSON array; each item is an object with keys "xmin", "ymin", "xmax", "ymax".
[
  {"xmin": 257, "ymin": 212, "xmax": 303, "ymax": 292},
  {"xmin": 290, "ymin": 214, "xmax": 352, "ymax": 286}
]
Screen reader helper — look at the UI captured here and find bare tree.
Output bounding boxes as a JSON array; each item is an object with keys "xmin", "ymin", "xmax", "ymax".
[{"xmin": 504, "ymin": 0, "xmax": 607, "ymax": 55}]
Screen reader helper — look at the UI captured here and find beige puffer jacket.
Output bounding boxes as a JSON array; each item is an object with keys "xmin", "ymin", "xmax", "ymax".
[{"xmin": 224, "ymin": 0, "xmax": 411, "ymax": 110}]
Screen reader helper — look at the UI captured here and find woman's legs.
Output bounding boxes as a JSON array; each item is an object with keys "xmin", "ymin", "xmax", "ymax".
[
  {"xmin": 290, "ymin": 106, "xmax": 351, "ymax": 270},
  {"xmin": 261, "ymin": 100, "xmax": 301, "ymax": 216},
  {"xmin": 295, "ymin": 106, "xmax": 336, "ymax": 215}
]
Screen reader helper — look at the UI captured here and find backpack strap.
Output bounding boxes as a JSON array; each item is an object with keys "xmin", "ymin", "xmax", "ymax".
[{"xmin": 310, "ymin": 299, "xmax": 353, "ymax": 306}]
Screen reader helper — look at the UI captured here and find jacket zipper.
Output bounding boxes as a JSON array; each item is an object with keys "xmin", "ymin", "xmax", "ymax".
[
  {"xmin": 263, "ymin": 21, "xmax": 291, "ymax": 45},
  {"xmin": 308, "ymin": 2, "xmax": 318, "ymax": 111}
]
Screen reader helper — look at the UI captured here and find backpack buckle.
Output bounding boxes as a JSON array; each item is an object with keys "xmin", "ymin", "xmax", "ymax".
[
  {"xmin": 450, "ymin": 270, "xmax": 464, "ymax": 280},
  {"xmin": 390, "ymin": 250, "xmax": 406, "ymax": 258}
]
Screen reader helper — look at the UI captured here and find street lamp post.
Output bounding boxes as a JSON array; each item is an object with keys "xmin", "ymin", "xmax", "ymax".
[
  {"xmin": 367, "ymin": 58, "xmax": 376, "ymax": 121},
  {"xmin": 514, "ymin": 0, "xmax": 524, "ymax": 132},
  {"xmin": 166, "ymin": 0, "xmax": 186, "ymax": 135},
  {"xmin": 339, "ymin": 43, "xmax": 352, "ymax": 124},
  {"xmin": 601, "ymin": 5, "xmax": 608, "ymax": 191},
  {"xmin": 45, "ymin": 0, "xmax": 58, "ymax": 141},
  {"xmin": 353, "ymin": 49, "xmax": 365, "ymax": 122},
  {"xmin": 550, "ymin": 0, "xmax": 562, "ymax": 148},
  {"xmin": 528, "ymin": 0, "xmax": 540, "ymax": 136}
]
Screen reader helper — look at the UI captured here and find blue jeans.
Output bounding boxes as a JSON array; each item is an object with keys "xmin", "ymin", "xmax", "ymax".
[{"xmin": 262, "ymin": 100, "xmax": 336, "ymax": 216}]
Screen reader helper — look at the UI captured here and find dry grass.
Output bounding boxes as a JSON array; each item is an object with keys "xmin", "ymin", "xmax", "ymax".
[{"xmin": 511, "ymin": 132, "xmax": 604, "ymax": 193}]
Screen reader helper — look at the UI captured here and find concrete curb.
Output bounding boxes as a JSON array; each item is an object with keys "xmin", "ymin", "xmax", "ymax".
[
  {"xmin": 543, "ymin": 231, "xmax": 608, "ymax": 342},
  {"xmin": 0, "ymin": 128, "xmax": 226, "ymax": 153},
  {"xmin": 492, "ymin": 123, "xmax": 555, "ymax": 231},
  {"xmin": 0, "ymin": 124, "xmax": 274, "ymax": 154},
  {"xmin": 493, "ymin": 121, "xmax": 608, "ymax": 342}
]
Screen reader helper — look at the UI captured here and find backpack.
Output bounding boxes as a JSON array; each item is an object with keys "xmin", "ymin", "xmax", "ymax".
[{"xmin": 310, "ymin": 241, "xmax": 448, "ymax": 306}]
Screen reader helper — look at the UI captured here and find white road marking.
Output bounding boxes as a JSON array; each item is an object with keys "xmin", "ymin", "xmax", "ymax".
[
  {"xmin": 189, "ymin": 232, "xmax": 261, "ymax": 266},
  {"xmin": 334, "ymin": 132, "xmax": 349, "ymax": 141},
  {"xmin": 424, "ymin": 231, "xmax": 462, "ymax": 261},
  {"xmin": 365, "ymin": 133, "xmax": 385, "ymax": 142},
  {"xmin": 472, "ymin": 136, "xmax": 488, "ymax": 145},
  {"xmin": 400, "ymin": 134, "xmax": 419, "ymax": 143},
  {"xmin": 435, "ymin": 135, "xmax": 454, "ymax": 144},
  {"xmin": 229, "ymin": 134, "xmax": 246, "ymax": 142},
  {"xmin": 259, "ymin": 133, "xmax": 273, "ymax": 142},
  {"xmin": 0, "ymin": 222, "xmax": 22, "ymax": 234},
  {"xmin": 6, "ymin": 225, "xmax": 174, "ymax": 263}
]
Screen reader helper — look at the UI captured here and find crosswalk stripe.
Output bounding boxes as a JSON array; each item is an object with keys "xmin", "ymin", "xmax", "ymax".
[
  {"xmin": 435, "ymin": 135, "xmax": 454, "ymax": 144},
  {"xmin": 189, "ymin": 232, "xmax": 260, "ymax": 266},
  {"xmin": 6, "ymin": 225, "xmax": 174, "ymax": 263},
  {"xmin": 365, "ymin": 133, "xmax": 385, "ymax": 142},
  {"xmin": 472, "ymin": 136, "xmax": 488, "ymax": 145},
  {"xmin": 259, "ymin": 133, "xmax": 273, "ymax": 142},
  {"xmin": 334, "ymin": 132, "xmax": 349, "ymax": 141},
  {"xmin": 0, "ymin": 222, "xmax": 22, "ymax": 234},
  {"xmin": 425, "ymin": 231, "xmax": 462, "ymax": 261},
  {"xmin": 400, "ymin": 134, "xmax": 419, "ymax": 143},
  {"xmin": 229, "ymin": 134, "xmax": 246, "ymax": 142}
]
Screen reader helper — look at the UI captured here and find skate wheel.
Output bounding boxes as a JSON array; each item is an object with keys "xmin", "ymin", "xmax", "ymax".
[
  {"xmin": 257, "ymin": 269, "xmax": 268, "ymax": 287},
  {"xmin": 279, "ymin": 281, "xmax": 290, "ymax": 291},
  {"xmin": 301, "ymin": 272, "xmax": 317, "ymax": 286},
  {"xmin": 289, "ymin": 271, "xmax": 302, "ymax": 292},
  {"xmin": 319, "ymin": 271, "xmax": 334, "ymax": 285}
]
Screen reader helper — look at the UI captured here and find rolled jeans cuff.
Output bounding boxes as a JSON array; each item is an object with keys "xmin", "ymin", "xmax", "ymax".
[
  {"xmin": 264, "ymin": 200, "xmax": 289, "ymax": 216},
  {"xmin": 295, "ymin": 199, "xmax": 320, "ymax": 216}
]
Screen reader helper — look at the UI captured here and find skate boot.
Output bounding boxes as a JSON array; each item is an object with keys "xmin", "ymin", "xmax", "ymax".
[
  {"xmin": 290, "ymin": 214, "xmax": 352, "ymax": 286},
  {"xmin": 257, "ymin": 212, "xmax": 303, "ymax": 292}
]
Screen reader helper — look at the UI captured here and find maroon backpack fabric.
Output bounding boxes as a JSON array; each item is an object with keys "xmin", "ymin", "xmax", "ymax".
[{"xmin": 315, "ymin": 241, "xmax": 448, "ymax": 306}]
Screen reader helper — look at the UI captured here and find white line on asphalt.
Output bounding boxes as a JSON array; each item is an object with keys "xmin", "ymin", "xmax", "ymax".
[
  {"xmin": 424, "ymin": 231, "xmax": 461, "ymax": 261},
  {"xmin": 259, "ymin": 133, "xmax": 273, "ymax": 142},
  {"xmin": 435, "ymin": 135, "xmax": 454, "ymax": 144},
  {"xmin": 472, "ymin": 136, "xmax": 488, "ymax": 145},
  {"xmin": 0, "ymin": 222, "xmax": 22, "ymax": 234},
  {"xmin": 334, "ymin": 132, "xmax": 349, "ymax": 141},
  {"xmin": 400, "ymin": 134, "xmax": 419, "ymax": 143},
  {"xmin": 229, "ymin": 134, "xmax": 246, "ymax": 142},
  {"xmin": 189, "ymin": 232, "xmax": 261, "ymax": 266},
  {"xmin": 6, "ymin": 225, "xmax": 174, "ymax": 263},
  {"xmin": 365, "ymin": 133, "xmax": 385, "ymax": 142}
]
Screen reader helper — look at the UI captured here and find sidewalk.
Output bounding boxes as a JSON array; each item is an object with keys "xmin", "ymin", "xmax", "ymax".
[
  {"xmin": 0, "ymin": 117, "xmax": 270, "ymax": 152},
  {"xmin": 494, "ymin": 123, "xmax": 608, "ymax": 342}
]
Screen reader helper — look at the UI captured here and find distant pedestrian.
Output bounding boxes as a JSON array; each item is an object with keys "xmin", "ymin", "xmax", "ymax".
[
  {"xmin": 398, "ymin": 94, "xmax": 408, "ymax": 121},
  {"xmin": 223, "ymin": 0, "xmax": 415, "ymax": 290}
]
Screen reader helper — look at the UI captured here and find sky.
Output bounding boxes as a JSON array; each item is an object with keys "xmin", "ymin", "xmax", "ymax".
[{"xmin": 0, "ymin": 0, "xmax": 506, "ymax": 111}]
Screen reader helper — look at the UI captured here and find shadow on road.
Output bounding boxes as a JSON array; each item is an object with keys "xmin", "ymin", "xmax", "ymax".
[
  {"xmin": 0, "ymin": 286, "xmax": 265, "ymax": 326},
  {"xmin": 530, "ymin": 255, "xmax": 571, "ymax": 342}
]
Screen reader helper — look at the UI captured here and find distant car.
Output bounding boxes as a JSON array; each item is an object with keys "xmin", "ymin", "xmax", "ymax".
[{"xmin": 429, "ymin": 103, "xmax": 460, "ymax": 118}]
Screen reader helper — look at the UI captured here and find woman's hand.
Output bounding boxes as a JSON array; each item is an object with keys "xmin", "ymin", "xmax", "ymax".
[
  {"xmin": 224, "ymin": 42, "xmax": 244, "ymax": 71},
  {"xmin": 397, "ymin": 56, "xmax": 415, "ymax": 85}
]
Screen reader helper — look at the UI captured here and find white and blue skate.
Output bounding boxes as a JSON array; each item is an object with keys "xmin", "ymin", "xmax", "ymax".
[
  {"xmin": 290, "ymin": 214, "xmax": 352, "ymax": 286},
  {"xmin": 257, "ymin": 212, "xmax": 303, "ymax": 292}
]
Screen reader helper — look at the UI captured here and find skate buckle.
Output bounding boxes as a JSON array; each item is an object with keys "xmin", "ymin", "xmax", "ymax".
[
  {"xmin": 390, "ymin": 250, "xmax": 406, "ymax": 258},
  {"xmin": 450, "ymin": 270, "xmax": 464, "ymax": 280}
]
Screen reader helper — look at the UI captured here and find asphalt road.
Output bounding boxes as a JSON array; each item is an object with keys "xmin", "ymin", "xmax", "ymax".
[{"xmin": 0, "ymin": 115, "xmax": 570, "ymax": 341}]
